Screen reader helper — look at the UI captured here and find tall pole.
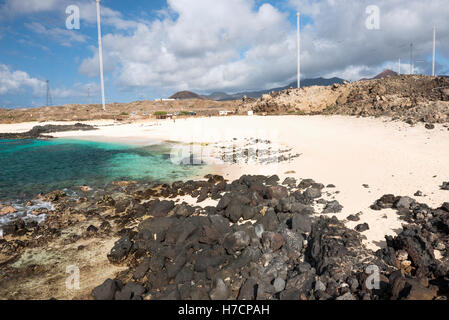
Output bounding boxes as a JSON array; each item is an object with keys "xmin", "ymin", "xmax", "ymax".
[
  {"xmin": 96, "ymin": 0, "xmax": 106, "ymax": 111},
  {"xmin": 46, "ymin": 80, "xmax": 52, "ymax": 106},
  {"xmin": 432, "ymin": 26, "xmax": 436, "ymax": 76},
  {"xmin": 410, "ymin": 43, "xmax": 414, "ymax": 74},
  {"xmin": 297, "ymin": 12, "xmax": 301, "ymax": 89},
  {"xmin": 398, "ymin": 58, "xmax": 401, "ymax": 75}
]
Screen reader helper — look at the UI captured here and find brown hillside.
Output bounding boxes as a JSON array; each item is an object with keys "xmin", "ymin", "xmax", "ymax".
[{"xmin": 169, "ymin": 91, "xmax": 205, "ymax": 100}]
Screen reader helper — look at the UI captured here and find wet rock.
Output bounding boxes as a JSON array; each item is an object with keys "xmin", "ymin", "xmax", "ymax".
[
  {"xmin": 0, "ymin": 206, "xmax": 17, "ymax": 215},
  {"xmin": 107, "ymin": 236, "xmax": 133, "ymax": 264}
]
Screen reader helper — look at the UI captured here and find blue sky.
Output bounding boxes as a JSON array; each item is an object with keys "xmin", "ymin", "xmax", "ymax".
[{"xmin": 0, "ymin": 0, "xmax": 448, "ymax": 109}]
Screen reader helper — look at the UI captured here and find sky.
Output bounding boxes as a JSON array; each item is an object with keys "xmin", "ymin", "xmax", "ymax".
[{"xmin": 0, "ymin": 0, "xmax": 448, "ymax": 109}]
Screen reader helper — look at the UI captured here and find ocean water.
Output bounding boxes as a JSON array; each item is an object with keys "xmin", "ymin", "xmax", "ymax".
[{"xmin": 0, "ymin": 138, "xmax": 206, "ymax": 200}]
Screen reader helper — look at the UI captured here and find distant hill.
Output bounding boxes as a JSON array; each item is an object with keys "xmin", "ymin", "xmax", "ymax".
[
  {"xmin": 203, "ymin": 77, "xmax": 346, "ymax": 101},
  {"xmin": 361, "ymin": 69, "xmax": 398, "ymax": 81},
  {"xmin": 169, "ymin": 91, "xmax": 205, "ymax": 100}
]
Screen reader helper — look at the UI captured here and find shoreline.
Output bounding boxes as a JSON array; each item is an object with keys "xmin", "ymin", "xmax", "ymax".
[
  {"xmin": 1, "ymin": 115, "xmax": 449, "ymax": 250},
  {"xmin": 1, "ymin": 114, "xmax": 449, "ymax": 300}
]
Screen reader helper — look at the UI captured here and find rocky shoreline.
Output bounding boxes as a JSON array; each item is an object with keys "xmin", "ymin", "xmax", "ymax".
[
  {"xmin": 1, "ymin": 174, "xmax": 448, "ymax": 300},
  {"xmin": 0, "ymin": 123, "xmax": 97, "ymax": 140}
]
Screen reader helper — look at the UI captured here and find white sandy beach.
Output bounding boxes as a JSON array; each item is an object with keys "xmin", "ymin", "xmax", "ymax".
[{"xmin": 2, "ymin": 115, "xmax": 449, "ymax": 251}]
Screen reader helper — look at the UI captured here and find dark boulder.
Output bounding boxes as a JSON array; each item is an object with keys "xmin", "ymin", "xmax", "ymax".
[
  {"xmin": 107, "ymin": 236, "xmax": 133, "ymax": 264},
  {"xmin": 92, "ymin": 279, "xmax": 121, "ymax": 300},
  {"xmin": 323, "ymin": 200, "xmax": 343, "ymax": 214},
  {"xmin": 223, "ymin": 231, "xmax": 250, "ymax": 255},
  {"xmin": 355, "ymin": 223, "xmax": 370, "ymax": 232},
  {"xmin": 291, "ymin": 213, "xmax": 312, "ymax": 234},
  {"xmin": 115, "ymin": 283, "xmax": 146, "ymax": 300}
]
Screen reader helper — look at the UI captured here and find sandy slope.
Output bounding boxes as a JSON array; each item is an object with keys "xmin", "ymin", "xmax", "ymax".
[{"xmin": 2, "ymin": 115, "xmax": 449, "ymax": 250}]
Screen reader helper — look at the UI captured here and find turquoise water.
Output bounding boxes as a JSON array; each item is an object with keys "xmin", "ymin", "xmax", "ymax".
[{"xmin": 0, "ymin": 138, "xmax": 205, "ymax": 200}]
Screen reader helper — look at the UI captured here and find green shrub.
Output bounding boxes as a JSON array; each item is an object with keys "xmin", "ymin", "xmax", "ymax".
[{"xmin": 154, "ymin": 111, "xmax": 168, "ymax": 116}]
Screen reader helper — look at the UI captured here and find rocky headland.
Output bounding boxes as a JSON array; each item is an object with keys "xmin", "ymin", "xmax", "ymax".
[
  {"xmin": 238, "ymin": 75, "xmax": 449, "ymax": 126},
  {"xmin": 0, "ymin": 123, "xmax": 97, "ymax": 140}
]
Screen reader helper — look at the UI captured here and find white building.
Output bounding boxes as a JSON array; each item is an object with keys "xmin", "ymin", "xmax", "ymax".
[{"xmin": 219, "ymin": 110, "xmax": 232, "ymax": 116}]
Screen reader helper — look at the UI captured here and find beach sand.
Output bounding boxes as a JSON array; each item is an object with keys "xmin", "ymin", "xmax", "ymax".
[{"xmin": 2, "ymin": 115, "xmax": 449, "ymax": 251}]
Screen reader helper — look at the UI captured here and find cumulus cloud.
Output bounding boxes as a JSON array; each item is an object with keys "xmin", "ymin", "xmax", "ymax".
[
  {"xmin": 79, "ymin": 0, "xmax": 295, "ymax": 95},
  {"xmin": 0, "ymin": 64, "xmax": 45, "ymax": 95},
  {"xmin": 76, "ymin": 0, "xmax": 449, "ymax": 97},
  {"xmin": 289, "ymin": 0, "xmax": 449, "ymax": 79}
]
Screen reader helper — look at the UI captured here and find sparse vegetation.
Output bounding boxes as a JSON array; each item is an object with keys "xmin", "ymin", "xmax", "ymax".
[{"xmin": 154, "ymin": 111, "xmax": 168, "ymax": 116}]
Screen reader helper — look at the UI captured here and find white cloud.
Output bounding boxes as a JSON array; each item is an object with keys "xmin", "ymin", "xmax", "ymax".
[
  {"xmin": 0, "ymin": 0, "xmax": 60, "ymax": 15},
  {"xmin": 25, "ymin": 22, "xmax": 87, "ymax": 47},
  {"xmin": 79, "ymin": 0, "xmax": 295, "ymax": 95},
  {"xmin": 0, "ymin": 64, "xmax": 45, "ymax": 95},
  {"xmin": 1, "ymin": 0, "xmax": 138, "ymax": 30},
  {"xmin": 289, "ymin": 0, "xmax": 449, "ymax": 80},
  {"xmin": 76, "ymin": 0, "xmax": 449, "ymax": 96}
]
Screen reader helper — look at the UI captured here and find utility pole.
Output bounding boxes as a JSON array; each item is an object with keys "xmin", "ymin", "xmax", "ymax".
[
  {"xmin": 46, "ymin": 80, "xmax": 53, "ymax": 106},
  {"xmin": 96, "ymin": 0, "xmax": 106, "ymax": 111},
  {"xmin": 297, "ymin": 12, "xmax": 301, "ymax": 89},
  {"xmin": 432, "ymin": 26, "xmax": 436, "ymax": 76},
  {"xmin": 398, "ymin": 58, "xmax": 401, "ymax": 75},
  {"xmin": 410, "ymin": 43, "xmax": 414, "ymax": 74}
]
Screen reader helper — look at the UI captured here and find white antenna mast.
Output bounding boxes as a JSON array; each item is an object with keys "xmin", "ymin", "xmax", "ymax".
[
  {"xmin": 432, "ymin": 26, "xmax": 436, "ymax": 76},
  {"xmin": 96, "ymin": 0, "xmax": 106, "ymax": 111},
  {"xmin": 297, "ymin": 12, "xmax": 301, "ymax": 89}
]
